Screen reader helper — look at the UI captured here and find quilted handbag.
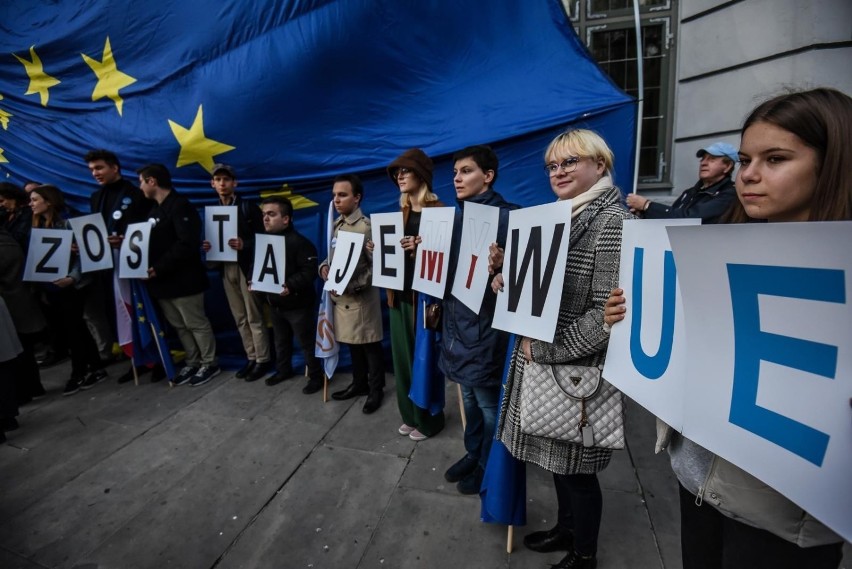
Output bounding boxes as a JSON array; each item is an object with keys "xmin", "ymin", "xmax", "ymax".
[{"xmin": 519, "ymin": 361, "xmax": 625, "ymax": 449}]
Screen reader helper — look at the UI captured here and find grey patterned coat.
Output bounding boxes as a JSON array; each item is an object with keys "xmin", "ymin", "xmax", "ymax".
[{"xmin": 497, "ymin": 187, "xmax": 631, "ymax": 475}]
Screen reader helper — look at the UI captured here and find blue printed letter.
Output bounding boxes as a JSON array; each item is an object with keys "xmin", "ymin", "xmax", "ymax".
[
  {"xmin": 630, "ymin": 247, "xmax": 677, "ymax": 379},
  {"xmin": 727, "ymin": 264, "xmax": 844, "ymax": 466}
]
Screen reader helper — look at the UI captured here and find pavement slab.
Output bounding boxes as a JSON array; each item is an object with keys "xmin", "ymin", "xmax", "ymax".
[{"xmin": 1, "ymin": 360, "xmax": 847, "ymax": 568}]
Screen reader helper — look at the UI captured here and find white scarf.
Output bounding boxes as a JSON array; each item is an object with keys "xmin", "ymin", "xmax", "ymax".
[{"xmin": 565, "ymin": 175, "xmax": 613, "ymax": 219}]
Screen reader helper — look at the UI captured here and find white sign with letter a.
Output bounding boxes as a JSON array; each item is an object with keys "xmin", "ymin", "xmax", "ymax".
[
  {"xmin": 412, "ymin": 207, "xmax": 454, "ymax": 297},
  {"xmin": 24, "ymin": 228, "xmax": 73, "ymax": 283},
  {"xmin": 251, "ymin": 234, "xmax": 287, "ymax": 294},
  {"xmin": 452, "ymin": 201, "xmax": 499, "ymax": 314},
  {"xmin": 370, "ymin": 212, "xmax": 404, "ymax": 291},
  {"xmin": 69, "ymin": 213, "xmax": 113, "ymax": 272},
  {"xmin": 492, "ymin": 201, "xmax": 572, "ymax": 342},
  {"xmin": 118, "ymin": 222, "xmax": 152, "ymax": 279},
  {"xmin": 204, "ymin": 206, "xmax": 238, "ymax": 262},
  {"xmin": 324, "ymin": 231, "xmax": 364, "ymax": 294}
]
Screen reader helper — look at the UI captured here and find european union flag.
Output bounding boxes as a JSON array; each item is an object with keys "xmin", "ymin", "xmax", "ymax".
[
  {"xmin": 409, "ymin": 295, "xmax": 445, "ymax": 416},
  {"xmin": 0, "ymin": 0, "xmax": 635, "ymax": 217},
  {"xmin": 129, "ymin": 279, "xmax": 176, "ymax": 381},
  {"xmin": 480, "ymin": 334, "xmax": 526, "ymax": 526}
]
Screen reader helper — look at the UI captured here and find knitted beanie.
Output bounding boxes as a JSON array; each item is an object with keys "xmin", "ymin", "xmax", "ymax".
[{"xmin": 387, "ymin": 148, "xmax": 434, "ymax": 191}]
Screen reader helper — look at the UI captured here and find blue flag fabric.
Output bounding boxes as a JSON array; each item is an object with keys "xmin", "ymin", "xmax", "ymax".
[
  {"xmin": 480, "ymin": 334, "xmax": 526, "ymax": 526},
  {"xmin": 0, "ymin": 0, "xmax": 634, "ymax": 219},
  {"xmin": 129, "ymin": 280, "xmax": 176, "ymax": 381},
  {"xmin": 409, "ymin": 295, "xmax": 445, "ymax": 416}
]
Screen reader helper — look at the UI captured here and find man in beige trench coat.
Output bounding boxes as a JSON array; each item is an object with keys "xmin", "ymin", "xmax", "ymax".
[{"xmin": 319, "ymin": 174, "xmax": 385, "ymax": 414}]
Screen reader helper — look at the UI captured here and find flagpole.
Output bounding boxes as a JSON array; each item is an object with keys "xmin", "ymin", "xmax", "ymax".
[
  {"xmin": 506, "ymin": 525, "xmax": 514, "ymax": 553},
  {"xmin": 631, "ymin": 0, "xmax": 644, "ymax": 194},
  {"xmin": 149, "ymin": 321, "xmax": 169, "ymax": 385},
  {"xmin": 323, "ymin": 375, "xmax": 329, "ymax": 403},
  {"xmin": 457, "ymin": 384, "xmax": 467, "ymax": 431}
]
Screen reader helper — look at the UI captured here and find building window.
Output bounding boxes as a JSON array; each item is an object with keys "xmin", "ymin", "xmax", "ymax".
[{"xmin": 563, "ymin": 0, "xmax": 676, "ymax": 188}]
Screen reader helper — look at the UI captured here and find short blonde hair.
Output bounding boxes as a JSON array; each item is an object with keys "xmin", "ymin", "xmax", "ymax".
[{"xmin": 545, "ymin": 129, "xmax": 614, "ymax": 178}]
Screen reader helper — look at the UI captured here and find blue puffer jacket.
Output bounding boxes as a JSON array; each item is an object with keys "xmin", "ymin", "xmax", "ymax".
[{"xmin": 438, "ymin": 189, "xmax": 519, "ymax": 387}]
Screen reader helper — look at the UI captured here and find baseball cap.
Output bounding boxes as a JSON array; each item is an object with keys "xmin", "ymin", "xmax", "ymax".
[
  {"xmin": 696, "ymin": 142, "xmax": 738, "ymax": 162},
  {"xmin": 212, "ymin": 163, "xmax": 237, "ymax": 178}
]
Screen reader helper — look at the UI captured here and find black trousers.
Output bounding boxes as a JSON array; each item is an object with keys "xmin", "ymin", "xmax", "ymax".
[
  {"xmin": 553, "ymin": 472, "xmax": 602, "ymax": 557},
  {"xmin": 46, "ymin": 287, "xmax": 102, "ymax": 378},
  {"xmin": 679, "ymin": 483, "xmax": 842, "ymax": 569},
  {"xmin": 269, "ymin": 304, "xmax": 322, "ymax": 381},
  {"xmin": 346, "ymin": 341, "xmax": 385, "ymax": 393}
]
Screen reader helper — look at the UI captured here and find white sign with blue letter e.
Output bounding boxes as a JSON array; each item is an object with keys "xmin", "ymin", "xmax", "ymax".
[{"xmin": 668, "ymin": 221, "xmax": 852, "ymax": 543}]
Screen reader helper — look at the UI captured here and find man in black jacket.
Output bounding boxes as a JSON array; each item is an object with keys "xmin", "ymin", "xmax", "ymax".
[
  {"xmin": 85, "ymin": 149, "xmax": 152, "ymax": 380},
  {"xmin": 626, "ymin": 142, "xmax": 738, "ymax": 224},
  {"xmin": 438, "ymin": 145, "xmax": 518, "ymax": 494},
  {"xmin": 137, "ymin": 164, "xmax": 219, "ymax": 387},
  {"xmin": 255, "ymin": 196, "xmax": 323, "ymax": 394},
  {"xmin": 201, "ymin": 164, "xmax": 271, "ymax": 382}
]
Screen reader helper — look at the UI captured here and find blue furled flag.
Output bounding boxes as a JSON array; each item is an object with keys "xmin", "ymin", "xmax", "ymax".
[
  {"xmin": 129, "ymin": 280, "xmax": 176, "ymax": 381},
  {"xmin": 480, "ymin": 334, "xmax": 526, "ymax": 526},
  {"xmin": 409, "ymin": 295, "xmax": 445, "ymax": 416}
]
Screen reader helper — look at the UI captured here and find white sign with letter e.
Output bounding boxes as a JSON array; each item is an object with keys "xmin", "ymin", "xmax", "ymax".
[
  {"xmin": 668, "ymin": 221, "xmax": 852, "ymax": 543},
  {"xmin": 370, "ymin": 212, "xmax": 404, "ymax": 290}
]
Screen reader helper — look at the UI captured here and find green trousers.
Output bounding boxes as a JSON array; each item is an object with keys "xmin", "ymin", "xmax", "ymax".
[{"xmin": 389, "ymin": 300, "xmax": 445, "ymax": 437}]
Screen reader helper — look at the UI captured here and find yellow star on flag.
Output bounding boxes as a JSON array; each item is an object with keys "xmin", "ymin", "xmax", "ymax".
[
  {"xmin": 0, "ymin": 147, "xmax": 7, "ymax": 163},
  {"xmin": 139, "ymin": 316, "xmax": 146, "ymax": 323},
  {"xmin": 13, "ymin": 46, "xmax": 61, "ymax": 107},
  {"xmin": 81, "ymin": 37, "xmax": 137, "ymax": 116},
  {"xmin": 0, "ymin": 95, "xmax": 11, "ymax": 130},
  {"xmin": 168, "ymin": 105, "xmax": 235, "ymax": 173}
]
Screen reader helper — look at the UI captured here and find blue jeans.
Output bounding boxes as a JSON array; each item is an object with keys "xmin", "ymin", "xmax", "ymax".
[{"xmin": 460, "ymin": 384, "xmax": 501, "ymax": 469}]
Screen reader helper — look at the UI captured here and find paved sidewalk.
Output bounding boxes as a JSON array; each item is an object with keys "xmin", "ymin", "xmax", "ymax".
[{"xmin": 0, "ymin": 360, "xmax": 846, "ymax": 569}]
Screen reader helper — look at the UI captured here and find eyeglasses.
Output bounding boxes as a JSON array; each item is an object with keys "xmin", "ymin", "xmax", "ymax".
[
  {"xmin": 544, "ymin": 157, "xmax": 582, "ymax": 176},
  {"xmin": 391, "ymin": 167, "xmax": 412, "ymax": 178}
]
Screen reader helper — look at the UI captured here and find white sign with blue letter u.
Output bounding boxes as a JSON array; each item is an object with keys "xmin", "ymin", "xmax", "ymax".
[{"xmin": 667, "ymin": 221, "xmax": 851, "ymax": 542}]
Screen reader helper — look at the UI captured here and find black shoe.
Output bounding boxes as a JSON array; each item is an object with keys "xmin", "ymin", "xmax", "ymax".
[
  {"xmin": 552, "ymin": 550, "xmax": 597, "ymax": 569},
  {"xmin": 302, "ymin": 377, "xmax": 324, "ymax": 394},
  {"xmin": 246, "ymin": 361, "xmax": 273, "ymax": 383},
  {"xmin": 265, "ymin": 372, "xmax": 293, "ymax": 386},
  {"xmin": 524, "ymin": 525, "xmax": 574, "ymax": 553},
  {"xmin": 1, "ymin": 417, "xmax": 19, "ymax": 432},
  {"xmin": 331, "ymin": 383, "xmax": 369, "ymax": 401},
  {"xmin": 235, "ymin": 360, "xmax": 256, "ymax": 379},
  {"xmin": 444, "ymin": 455, "xmax": 479, "ymax": 483},
  {"xmin": 63, "ymin": 377, "xmax": 84, "ymax": 396},
  {"xmin": 362, "ymin": 390, "xmax": 383, "ymax": 414},
  {"xmin": 456, "ymin": 466, "xmax": 484, "ymax": 495},
  {"xmin": 80, "ymin": 369, "xmax": 107, "ymax": 390}
]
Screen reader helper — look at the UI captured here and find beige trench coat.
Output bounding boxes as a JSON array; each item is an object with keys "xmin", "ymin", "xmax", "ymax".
[{"xmin": 319, "ymin": 208, "xmax": 383, "ymax": 344}]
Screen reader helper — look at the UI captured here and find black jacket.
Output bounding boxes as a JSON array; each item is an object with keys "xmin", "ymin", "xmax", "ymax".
[
  {"xmin": 644, "ymin": 176, "xmax": 736, "ymax": 224},
  {"xmin": 145, "ymin": 191, "xmax": 209, "ymax": 300},
  {"xmin": 438, "ymin": 189, "xmax": 519, "ymax": 387},
  {"xmin": 260, "ymin": 224, "xmax": 318, "ymax": 311},
  {"xmin": 90, "ymin": 177, "xmax": 151, "ymax": 235}
]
